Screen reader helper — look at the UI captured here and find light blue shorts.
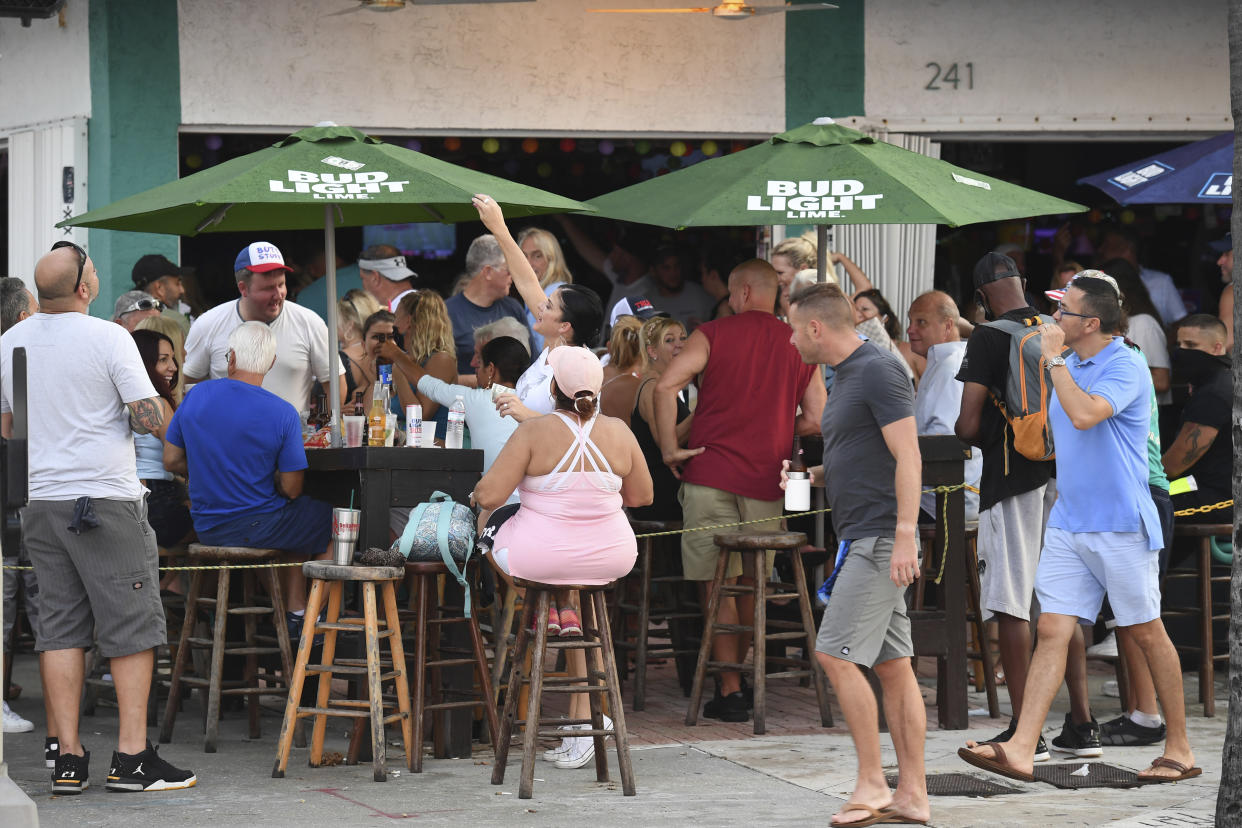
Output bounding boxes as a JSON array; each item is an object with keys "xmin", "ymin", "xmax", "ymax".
[{"xmin": 1035, "ymin": 527, "xmax": 1160, "ymax": 627}]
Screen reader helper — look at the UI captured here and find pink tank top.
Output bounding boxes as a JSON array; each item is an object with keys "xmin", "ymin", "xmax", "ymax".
[{"xmin": 494, "ymin": 412, "xmax": 637, "ymax": 585}]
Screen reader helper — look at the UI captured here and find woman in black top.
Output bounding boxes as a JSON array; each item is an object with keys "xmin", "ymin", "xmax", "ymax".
[{"xmin": 630, "ymin": 317, "xmax": 694, "ymax": 520}]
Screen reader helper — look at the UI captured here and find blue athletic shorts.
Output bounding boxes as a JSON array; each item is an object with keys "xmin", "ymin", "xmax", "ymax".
[
  {"xmin": 197, "ymin": 496, "xmax": 332, "ymax": 558},
  {"xmin": 1035, "ymin": 527, "xmax": 1160, "ymax": 627}
]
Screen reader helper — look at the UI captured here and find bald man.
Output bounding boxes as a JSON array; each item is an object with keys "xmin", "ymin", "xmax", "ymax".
[
  {"xmin": 906, "ymin": 291, "xmax": 980, "ymax": 521},
  {"xmin": 0, "ymin": 243, "xmax": 197, "ymax": 793},
  {"xmin": 654, "ymin": 259, "xmax": 826, "ymax": 723}
]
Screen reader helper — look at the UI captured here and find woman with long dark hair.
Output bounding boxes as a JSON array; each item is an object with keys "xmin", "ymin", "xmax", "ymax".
[{"xmin": 131, "ymin": 329, "xmax": 193, "ymax": 549}]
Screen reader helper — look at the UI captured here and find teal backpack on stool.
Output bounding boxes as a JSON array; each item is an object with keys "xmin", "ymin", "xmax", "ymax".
[{"xmin": 395, "ymin": 490, "xmax": 476, "ymax": 617}]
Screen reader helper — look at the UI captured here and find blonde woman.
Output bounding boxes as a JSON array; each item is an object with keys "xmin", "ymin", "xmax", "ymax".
[
  {"xmin": 517, "ymin": 226, "xmax": 574, "ymax": 351},
  {"xmin": 631, "ymin": 316, "xmax": 693, "ymax": 521},
  {"xmin": 134, "ymin": 314, "xmax": 187, "ymax": 403},
  {"xmin": 391, "ymin": 291, "xmax": 458, "ymax": 441},
  {"xmin": 338, "ymin": 288, "xmax": 383, "ymax": 401},
  {"xmin": 598, "ymin": 315, "xmax": 645, "ymax": 425}
]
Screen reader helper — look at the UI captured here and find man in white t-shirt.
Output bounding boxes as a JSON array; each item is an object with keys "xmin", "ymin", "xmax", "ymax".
[
  {"xmin": 1, "ymin": 242, "xmax": 196, "ymax": 793},
  {"xmin": 358, "ymin": 243, "xmax": 418, "ymax": 312},
  {"xmin": 183, "ymin": 242, "xmax": 344, "ymax": 412}
]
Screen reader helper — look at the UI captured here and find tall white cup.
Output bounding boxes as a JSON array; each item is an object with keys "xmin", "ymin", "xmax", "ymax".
[{"xmin": 332, "ymin": 507, "xmax": 361, "ymax": 565}]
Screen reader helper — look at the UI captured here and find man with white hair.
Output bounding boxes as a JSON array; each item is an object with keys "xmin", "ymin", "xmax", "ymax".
[
  {"xmin": 165, "ymin": 322, "xmax": 332, "ymax": 641},
  {"xmin": 183, "ymin": 241, "xmax": 343, "ymax": 411},
  {"xmin": 446, "ymin": 234, "xmax": 531, "ymax": 375}
]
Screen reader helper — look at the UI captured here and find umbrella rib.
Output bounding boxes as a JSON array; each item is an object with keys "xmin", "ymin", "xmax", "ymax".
[
  {"xmin": 195, "ymin": 204, "xmax": 235, "ymax": 233},
  {"xmin": 419, "ymin": 203, "xmax": 447, "ymax": 222}
]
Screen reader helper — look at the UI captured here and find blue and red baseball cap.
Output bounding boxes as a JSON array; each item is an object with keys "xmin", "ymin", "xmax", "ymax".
[{"xmin": 235, "ymin": 241, "xmax": 292, "ymax": 274}]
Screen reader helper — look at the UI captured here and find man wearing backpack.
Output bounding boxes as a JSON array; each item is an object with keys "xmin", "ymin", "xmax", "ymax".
[
  {"xmin": 960, "ymin": 274, "xmax": 1197, "ymax": 784},
  {"xmin": 954, "ymin": 252, "xmax": 1055, "ymax": 762}
]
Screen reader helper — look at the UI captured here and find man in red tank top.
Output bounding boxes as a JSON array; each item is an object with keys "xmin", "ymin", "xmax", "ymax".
[{"xmin": 654, "ymin": 259, "xmax": 825, "ymax": 722}]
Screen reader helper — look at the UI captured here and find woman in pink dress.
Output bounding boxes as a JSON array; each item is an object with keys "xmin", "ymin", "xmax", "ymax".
[{"xmin": 474, "ymin": 345, "xmax": 653, "ymax": 769}]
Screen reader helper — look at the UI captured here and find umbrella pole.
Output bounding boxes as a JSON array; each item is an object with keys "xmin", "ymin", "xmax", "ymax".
[
  {"xmin": 816, "ymin": 225, "xmax": 828, "ymax": 283},
  {"xmin": 324, "ymin": 205, "xmax": 343, "ymax": 445}
]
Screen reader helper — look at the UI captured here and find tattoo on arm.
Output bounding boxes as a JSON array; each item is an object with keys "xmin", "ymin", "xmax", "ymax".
[
  {"xmin": 1180, "ymin": 424, "xmax": 1210, "ymax": 468},
  {"xmin": 128, "ymin": 397, "xmax": 165, "ymax": 435}
]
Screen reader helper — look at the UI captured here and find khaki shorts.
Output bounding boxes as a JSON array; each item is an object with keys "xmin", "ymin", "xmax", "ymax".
[{"xmin": 679, "ymin": 482, "xmax": 783, "ymax": 581}]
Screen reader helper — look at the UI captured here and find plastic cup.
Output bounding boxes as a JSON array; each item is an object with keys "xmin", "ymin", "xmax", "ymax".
[
  {"xmin": 343, "ymin": 415, "xmax": 365, "ymax": 448},
  {"xmin": 420, "ymin": 427, "xmax": 437, "ymax": 448}
]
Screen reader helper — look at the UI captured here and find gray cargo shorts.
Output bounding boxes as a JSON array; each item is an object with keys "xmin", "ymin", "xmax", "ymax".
[
  {"xmin": 22, "ymin": 498, "xmax": 166, "ymax": 658},
  {"xmin": 815, "ymin": 536, "xmax": 914, "ymax": 668}
]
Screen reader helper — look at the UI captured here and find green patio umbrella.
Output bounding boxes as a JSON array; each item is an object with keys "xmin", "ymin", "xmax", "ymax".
[
  {"xmin": 588, "ymin": 118, "xmax": 1086, "ymax": 278},
  {"xmin": 58, "ymin": 123, "xmax": 594, "ymax": 431}
]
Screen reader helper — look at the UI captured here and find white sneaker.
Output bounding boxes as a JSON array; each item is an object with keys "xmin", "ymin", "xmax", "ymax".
[
  {"xmin": 553, "ymin": 736, "xmax": 596, "ymax": 769},
  {"xmin": 1087, "ymin": 632, "xmax": 1118, "ymax": 658},
  {"xmin": 2, "ymin": 701, "xmax": 34, "ymax": 733},
  {"xmin": 1102, "ymin": 680, "xmax": 1120, "ymax": 698}
]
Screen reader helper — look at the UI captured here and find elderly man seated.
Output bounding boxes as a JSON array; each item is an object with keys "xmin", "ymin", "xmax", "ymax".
[
  {"xmin": 164, "ymin": 321, "xmax": 331, "ymax": 641},
  {"xmin": 906, "ymin": 290, "xmax": 981, "ymax": 522}
]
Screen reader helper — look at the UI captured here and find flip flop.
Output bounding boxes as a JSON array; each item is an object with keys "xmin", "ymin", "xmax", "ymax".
[
  {"xmin": 957, "ymin": 742, "xmax": 1035, "ymax": 782},
  {"xmin": 1137, "ymin": 756, "xmax": 1203, "ymax": 783},
  {"xmin": 830, "ymin": 802, "xmax": 897, "ymax": 828},
  {"xmin": 881, "ymin": 814, "xmax": 930, "ymax": 825}
]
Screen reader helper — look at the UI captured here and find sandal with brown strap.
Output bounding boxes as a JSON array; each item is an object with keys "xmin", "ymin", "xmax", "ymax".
[
  {"xmin": 829, "ymin": 803, "xmax": 897, "ymax": 828},
  {"xmin": 1138, "ymin": 756, "xmax": 1202, "ymax": 783},
  {"xmin": 957, "ymin": 742, "xmax": 1035, "ymax": 782}
]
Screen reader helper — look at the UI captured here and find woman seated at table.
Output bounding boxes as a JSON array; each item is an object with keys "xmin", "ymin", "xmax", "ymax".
[
  {"xmin": 389, "ymin": 291, "xmax": 458, "ymax": 441},
  {"xmin": 473, "ymin": 346, "xmax": 652, "ymax": 770},
  {"xmin": 471, "ymin": 195, "xmax": 604, "ymax": 424},
  {"xmin": 598, "ymin": 314, "xmax": 645, "ymax": 426},
  {"xmin": 132, "ymin": 329, "xmax": 194, "ymax": 550},
  {"xmin": 338, "ymin": 289, "xmax": 384, "ymax": 397}
]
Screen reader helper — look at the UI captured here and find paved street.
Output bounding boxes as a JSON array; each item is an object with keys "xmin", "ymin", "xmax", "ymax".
[{"xmin": 0, "ymin": 654, "xmax": 1225, "ymax": 827}]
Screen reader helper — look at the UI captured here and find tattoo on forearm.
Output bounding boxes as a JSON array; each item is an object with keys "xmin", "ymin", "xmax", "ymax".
[
  {"xmin": 1181, "ymin": 425, "xmax": 1209, "ymax": 467},
  {"xmin": 128, "ymin": 397, "xmax": 165, "ymax": 434}
]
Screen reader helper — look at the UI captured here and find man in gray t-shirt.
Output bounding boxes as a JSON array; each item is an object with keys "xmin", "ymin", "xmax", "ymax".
[{"xmin": 783, "ymin": 282, "xmax": 928, "ymax": 827}]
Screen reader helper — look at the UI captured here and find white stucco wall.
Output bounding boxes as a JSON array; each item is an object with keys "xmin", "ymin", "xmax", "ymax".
[
  {"xmin": 859, "ymin": 0, "xmax": 1230, "ymax": 135},
  {"xmin": 0, "ymin": 3, "xmax": 91, "ymax": 133},
  {"xmin": 178, "ymin": 0, "xmax": 787, "ymax": 135}
]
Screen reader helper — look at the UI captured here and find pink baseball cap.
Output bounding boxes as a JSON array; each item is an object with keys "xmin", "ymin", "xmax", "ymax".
[{"xmin": 547, "ymin": 346, "xmax": 603, "ymax": 398}]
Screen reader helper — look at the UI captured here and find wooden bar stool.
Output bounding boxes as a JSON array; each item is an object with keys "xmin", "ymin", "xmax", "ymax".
[
  {"xmin": 272, "ymin": 562, "xmax": 413, "ymax": 782},
  {"xmin": 1163, "ymin": 522, "xmax": 1231, "ymax": 717},
  {"xmin": 492, "ymin": 579, "xmax": 635, "ymax": 799},
  {"xmin": 160, "ymin": 544, "xmax": 295, "ymax": 752},
  {"xmin": 614, "ymin": 519, "xmax": 701, "ymax": 710},
  {"xmin": 685, "ymin": 531, "xmax": 833, "ymax": 735},
  {"xmin": 915, "ymin": 524, "xmax": 999, "ymax": 718},
  {"xmin": 403, "ymin": 559, "xmax": 500, "ymax": 771}
]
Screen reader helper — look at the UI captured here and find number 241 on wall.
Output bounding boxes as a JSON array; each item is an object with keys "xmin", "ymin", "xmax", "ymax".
[{"xmin": 925, "ymin": 62, "xmax": 973, "ymax": 91}]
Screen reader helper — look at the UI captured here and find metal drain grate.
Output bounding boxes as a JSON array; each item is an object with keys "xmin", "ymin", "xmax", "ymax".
[
  {"xmin": 887, "ymin": 772, "xmax": 1024, "ymax": 797},
  {"xmin": 1032, "ymin": 762, "xmax": 1146, "ymax": 789}
]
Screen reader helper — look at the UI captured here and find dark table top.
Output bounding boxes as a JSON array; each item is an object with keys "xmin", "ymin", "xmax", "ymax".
[{"xmin": 305, "ymin": 446, "xmax": 483, "ymax": 472}]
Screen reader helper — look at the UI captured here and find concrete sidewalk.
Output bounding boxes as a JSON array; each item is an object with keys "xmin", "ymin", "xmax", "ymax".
[{"xmin": 0, "ymin": 654, "xmax": 1226, "ymax": 827}]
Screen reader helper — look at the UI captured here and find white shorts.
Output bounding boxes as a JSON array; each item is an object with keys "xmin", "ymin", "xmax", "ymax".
[
  {"xmin": 977, "ymin": 484, "xmax": 1048, "ymax": 622},
  {"xmin": 1035, "ymin": 527, "xmax": 1161, "ymax": 627}
]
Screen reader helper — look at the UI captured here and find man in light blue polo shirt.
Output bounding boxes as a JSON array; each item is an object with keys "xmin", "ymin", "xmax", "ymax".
[{"xmin": 961, "ymin": 274, "xmax": 1198, "ymax": 785}]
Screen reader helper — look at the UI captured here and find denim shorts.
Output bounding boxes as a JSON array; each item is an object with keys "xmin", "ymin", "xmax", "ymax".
[{"xmin": 196, "ymin": 496, "xmax": 332, "ymax": 558}]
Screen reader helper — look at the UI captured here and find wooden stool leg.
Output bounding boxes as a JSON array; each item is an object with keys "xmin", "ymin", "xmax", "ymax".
[
  {"xmin": 161, "ymin": 570, "xmax": 203, "ymax": 743},
  {"xmin": 634, "ymin": 539, "xmax": 653, "ymax": 711},
  {"xmin": 262, "ymin": 565, "xmax": 301, "ymax": 748},
  {"xmin": 204, "ymin": 568, "xmax": 231, "ymax": 753},
  {"xmin": 580, "ymin": 596, "xmax": 610, "ymax": 784},
  {"xmin": 466, "ymin": 601, "xmax": 502, "ymax": 759},
  {"xmin": 242, "ymin": 571, "xmax": 262, "ymax": 740},
  {"xmin": 1199, "ymin": 540, "xmax": 1214, "ymax": 717},
  {"xmin": 518, "ymin": 590, "xmax": 550, "ymax": 800},
  {"xmin": 965, "ymin": 542, "xmax": 1000, "ymax": 719},
  {"xmin": 362, "ymin": 582, "xmax": 388, "ymax": 782},
  {"xmin": 273, "ymin": 576, "xmax": 325, "ymax": 777},
  {"xmin": 491, "ymin": 595, "xmax": 536, "ymax": 786},
  {"xmin": 751, "ymin": 550, "xmax": 768, "ymax": 736},
  {"xmin": 310, "ymin": 582, "xmax": 343, "ymax": 767},
  {"xmin": 792, "ymin": 550, "xmax": 833, "ymax": 727},
  {"xmin": 595, "ymin": 590, "xmax": 636, "ymax": 796},
  {"xmin": 380, "ymin": 581, "xmax": 414, "ymax": 772},
  {"xmin": 410, "ymin": 572, "xmax": 429, "ymax": 772},
  {"xmin": 685, "ymin": 551, "xmax": 729, "ymax": 726},
  {"xmin": 491, "ymin": 588, "xmax": 517, "ymax": 704}
]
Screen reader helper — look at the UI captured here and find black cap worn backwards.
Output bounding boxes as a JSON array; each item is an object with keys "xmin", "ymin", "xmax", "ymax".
[{"xmin": 972, "ymin": 251, "xmax": 1021, "ymax": 290}]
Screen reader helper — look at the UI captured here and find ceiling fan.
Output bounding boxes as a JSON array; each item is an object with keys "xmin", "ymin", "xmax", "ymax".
[
  {"xmin": 332, "ymin": 0, "xmax": 533, "ymax": 15},
  {"xmin": 589, "ymin": 2, "xmax": 836, "ymax": 19}
]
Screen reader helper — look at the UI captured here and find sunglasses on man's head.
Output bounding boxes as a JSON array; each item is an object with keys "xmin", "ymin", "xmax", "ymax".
[
  {"xmin": 120, "ymin": 297, "xmax": 163, "ymax": 315},
  {"xmin": 51, "ymin": 240, "xmax": 87, "ymax": 294}
]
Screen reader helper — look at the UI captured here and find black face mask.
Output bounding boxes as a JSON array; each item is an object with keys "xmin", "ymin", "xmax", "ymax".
[
  {"xmin": 1170, "ymin": 347, "xmax": 1228, "ymax": 387},
  {"xmin": 974, "ymin": 290, "xmax": 995, "ymax": 322}
]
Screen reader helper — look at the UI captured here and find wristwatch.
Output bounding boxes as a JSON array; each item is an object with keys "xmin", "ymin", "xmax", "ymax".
[{"xmin": 1047, "ymin": 356, "xmax": 1067, "ymax": 369}]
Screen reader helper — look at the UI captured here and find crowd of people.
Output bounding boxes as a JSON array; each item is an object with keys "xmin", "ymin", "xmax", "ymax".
[{"xmin": 0, "ymin": 201, "xmax": 1233, "ymax": 815}]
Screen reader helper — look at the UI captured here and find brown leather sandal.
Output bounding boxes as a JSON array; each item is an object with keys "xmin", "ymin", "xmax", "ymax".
[
  {"xmin": 957, "ymin": 742, "xmax": 1035, "ymax": 782},
  {"xmin": 1138, "ymin": 756, "xmax": 1202, "ymax": 783}
]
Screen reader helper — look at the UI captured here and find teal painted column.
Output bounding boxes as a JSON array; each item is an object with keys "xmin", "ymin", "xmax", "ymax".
[
  {"xmin": 785, "ymin": 0, "xmax": 864, "ymax": 128},
  {"xmin": 87, "ymin": 0, "xmax": 180, "ymax": 318}
]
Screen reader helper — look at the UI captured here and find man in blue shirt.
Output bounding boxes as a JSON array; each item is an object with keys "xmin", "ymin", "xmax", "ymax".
[
  {"xmin": 165, "ymin": 321, "xmax": 331, "ymax": 638},
  {"xmin": 960, "ymin": 275, "xmax": 1197, "ymax": 785}
]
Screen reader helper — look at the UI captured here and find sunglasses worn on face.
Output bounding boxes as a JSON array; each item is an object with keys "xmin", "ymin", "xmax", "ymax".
[{"xmin": 51, "ymin": 240, "xmax": 87, "ymax": 295}]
